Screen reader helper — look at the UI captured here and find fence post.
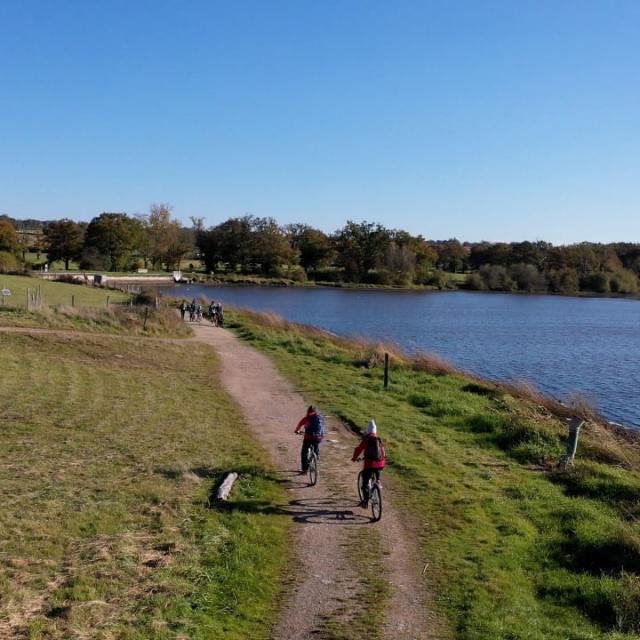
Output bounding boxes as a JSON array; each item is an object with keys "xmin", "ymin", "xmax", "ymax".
[
  {"xmin": 106, "ymin": 296, "xmax": 110, "ymax": 307},
  {"xmin": 562, "ymin": 417, "xmax": 585, "ymax": 468},
  {"xmin": 71, "ymin": 295, "xmax": 75, "ymax": 307},
  {"xmin": 384, "ymin": 353, "xmax": 390, "ymax": 389},
  {"xmin": 143, "ymin": 306, "xmax": 149, "ymax": 331}
]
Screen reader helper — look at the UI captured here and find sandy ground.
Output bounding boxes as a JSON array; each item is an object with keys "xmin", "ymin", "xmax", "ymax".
[{"xmin": 191, "ymin": 322, "xmax": 446, "ymax": 640}]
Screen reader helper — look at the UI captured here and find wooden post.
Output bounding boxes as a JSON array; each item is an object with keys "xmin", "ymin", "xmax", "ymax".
[
  {"xmin": 384, "ymin": 353, "xmax": 390, "ymax": 389},
  {"xmin": 215, "ymin": 472, "xmax": 239, "ymax": 501},
  {"xmin": 26, "ymin": 288, "xmax": 30, "ymax": 311},
  {"xmin": 562, "ymin": 417, "xmax": 585, "ymax": 468},
  {"xmin": 143, "ymin": 306, "xmax": 149, "ymax": 331},
  {"xmin": 106, "ymin": 296, "xmax": 110, "ymax": 307},
  {"xmin": 71, "ymin": 295, "xmax": 75, "ymax": 307}
]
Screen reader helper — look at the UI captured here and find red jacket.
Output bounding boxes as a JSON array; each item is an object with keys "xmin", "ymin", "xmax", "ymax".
[
  {"xmin": 352, "ymin": 434, "xmax": 385, "ymax": 469},
  {"xmin": 295, "ymin": 412, "xmax": 323, "ymax": 441}
]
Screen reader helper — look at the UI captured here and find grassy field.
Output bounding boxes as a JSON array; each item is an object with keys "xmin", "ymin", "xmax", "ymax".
[
  {"xmin": 228, "ymin": 309, "xmax": 640, "ymax": 640},
  {"xmin": 0, "ymin": 305, "xmax": 192, "ymax": 337},
  {"xmin": 0, "ymin": 274, "xmax": 129, "ymax": 308},
  {"xmin": 0, "ymin": 329, "xmax": 291, "ymax": 639}
]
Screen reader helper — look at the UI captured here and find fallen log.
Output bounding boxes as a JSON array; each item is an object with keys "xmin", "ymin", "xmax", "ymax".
[{"xmin": 215, "ymin": 472, "xmax": 239, "ymax": 501}]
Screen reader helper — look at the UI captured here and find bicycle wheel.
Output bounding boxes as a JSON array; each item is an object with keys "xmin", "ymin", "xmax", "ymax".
[
  {"xmin": 357, "ymin": 470, "xmax": 364, "ymax": 502},
  {"xmin": 370, "ymin": 484, "xmax": 382, "ymax": 521},
  {"xmin": 308, "ymin": 453, "xmax": 318, "ymax": 486}
]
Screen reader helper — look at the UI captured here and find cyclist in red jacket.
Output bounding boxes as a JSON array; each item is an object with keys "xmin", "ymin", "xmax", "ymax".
[
  {"xmin": 352, "ymin": 420, "xmax": 385, "ymax": 507},
  {"xmin": 294, "ymin": 405, "xmax": 325, "ymax": 473}
]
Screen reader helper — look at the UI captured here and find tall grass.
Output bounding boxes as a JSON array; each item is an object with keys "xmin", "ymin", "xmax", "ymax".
[{"xmin": 0, "ymin": 304, "xmax": 192, "ymax": 337}]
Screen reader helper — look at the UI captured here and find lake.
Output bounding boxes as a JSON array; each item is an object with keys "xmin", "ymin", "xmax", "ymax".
[{"xmin": 166, "ymin": 285, "xmax": 640, "ymax": 428}]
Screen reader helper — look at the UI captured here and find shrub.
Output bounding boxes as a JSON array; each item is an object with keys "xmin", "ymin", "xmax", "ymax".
[
  {"xmin": 423, "ymin": 270, "xmax": 456, "ymax": 289},
  {"xmin": 0, "ymin": 251, "xmax": 19, "ymax": 272},
  {"xmin": 479, "ymin": 264, "xmax": 513, "ymax": 291},
  {"xmin": 464, "ymin": 273, "xmax": 486, "ymax": 290},
  {"xmin": 287, "ymin": 266, "xmax": 307, "ymax": 283},
  {"xmin": 509, "ymin": 263, "xmax": 547, "ymax": 292},
  {"xmin": 580, "ymin": 272, "xmax": 610, "ymax": 293},
  {"xmin": 609, "ymin": 270, "xmax": 639, "ymax": 294},
  {"xmin": 363, "ymin": 269, "xmax": 394, "ymax": 285},
  {"xmin": 548, "ymin": 267, "xmax": 580, "ymax": 294},
  {"xmin": 307, "ymin": 267, "xmax": 343, "ymax": 283}
]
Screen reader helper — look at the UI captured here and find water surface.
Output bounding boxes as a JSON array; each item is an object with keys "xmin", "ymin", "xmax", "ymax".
[{"xmin": 167, "ymin": 285, "xmax": 640, "ymax": 428}]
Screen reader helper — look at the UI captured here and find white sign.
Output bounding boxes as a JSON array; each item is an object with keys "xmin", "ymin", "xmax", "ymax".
[{"xmin": 1, "ymin": 289, "xmax": 11, "ymax": 296}]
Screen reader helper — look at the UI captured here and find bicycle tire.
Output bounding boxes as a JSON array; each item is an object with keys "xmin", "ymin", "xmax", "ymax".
[
  {"xmin": 308, "ymin": 453, "xmax": 318, "ymax": 486},
  {"xmin": 357, "ymin": 470, "xmax": 364, "ymax": 502},
  {"xmin": 370, "ymin": 484, "xmax": 382, "ymax": 522}
]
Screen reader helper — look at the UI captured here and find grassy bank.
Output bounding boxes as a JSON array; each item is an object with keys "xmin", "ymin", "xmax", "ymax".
[
  {"xmin": 0, "ymin": 274, "xmax": 129, "ymax": 307},
  {"xmin": 0, "ymin": 329, "xmax": 291, "ymax": 638},
  {"xmin": 228, "ymin": 309, "xmax": 640, "ymax": 640},
  {"xmin": 0, "ymin": 304, "xmax": 192, "ymax": 337}
]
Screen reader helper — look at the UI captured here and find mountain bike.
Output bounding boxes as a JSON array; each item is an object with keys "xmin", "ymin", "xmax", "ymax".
[
  {"xmin": 356, "ymin": 462, "xmax": 382, "ymax": 522},
  {"xmin": 298, "ymin": 433, "xmax": 319, "ymax": 486},
  {"xmin": 307, "ymin": 446, "xmax": 319, "ymax": 486}
]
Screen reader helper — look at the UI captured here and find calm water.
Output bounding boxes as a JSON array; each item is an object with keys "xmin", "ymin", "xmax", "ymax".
[{"xmin": 167, "ymin": 285, "xmax": 640, "ymax": 428}]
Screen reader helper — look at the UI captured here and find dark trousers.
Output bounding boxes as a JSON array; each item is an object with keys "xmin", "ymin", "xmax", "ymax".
[
  {"xmin": 361, "ymin": 468, "xmax": 381, "ymax": 502},
  {"xmin": 301, "ymin": 440, "xmax": 320, "ymax": 471}
]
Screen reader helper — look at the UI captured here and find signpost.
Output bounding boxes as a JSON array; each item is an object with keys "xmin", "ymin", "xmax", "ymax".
[{"xmin": 1, "ymin": 288, "xmax": 11, "ymax": 304}]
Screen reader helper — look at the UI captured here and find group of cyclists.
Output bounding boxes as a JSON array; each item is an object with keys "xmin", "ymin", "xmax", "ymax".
[
  {"xmin": 294, "ymin": 405, "xmax": 386, "ymax": 514},
  {"xmin": 179, "ymin": 299, "xmax": 225, "ymax": 326}
]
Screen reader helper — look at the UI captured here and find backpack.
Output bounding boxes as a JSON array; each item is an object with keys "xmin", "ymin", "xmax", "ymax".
[
  {"xmin": 365, "ymin": 436, "xmax": 384, "ymax": 462},
  {"xmin": 306, "ymin": 413, "xmax": 325, "ymax": 439}
]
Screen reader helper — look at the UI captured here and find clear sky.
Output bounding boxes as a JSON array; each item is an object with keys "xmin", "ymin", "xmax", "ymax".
[{"xmin": 1, "ymin": 0, "xmax": 638, "ymax": 243}]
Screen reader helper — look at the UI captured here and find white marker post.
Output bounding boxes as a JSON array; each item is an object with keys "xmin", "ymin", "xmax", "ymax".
[{"xmin": 1, "ymin": 288, "xmax": 11, "ymax": 305}]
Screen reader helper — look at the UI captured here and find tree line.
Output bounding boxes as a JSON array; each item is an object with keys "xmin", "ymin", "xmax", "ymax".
[{"xmin": 1, "ymin": 210, "xmax": 639, "ymax": 295}]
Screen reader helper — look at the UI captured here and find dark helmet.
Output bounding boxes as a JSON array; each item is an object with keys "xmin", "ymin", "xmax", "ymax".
[{"xmin": 307, "ymin": 405, "xmax": 316, "ymax": 414}]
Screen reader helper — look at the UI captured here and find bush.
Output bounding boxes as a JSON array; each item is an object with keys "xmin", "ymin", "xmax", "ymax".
[
  {"xmin": 0, "ymin": 251, "xmax": 19, "ymax": 273},
  {"xmin": 548, "ymin": 267, "xmax": 580, "ymax": 294},
  {"xmin": 464, "ymin": 273, "xmax": 486, "ymax": 290},
  {"xmin": 609, "ymin": 270, "xmax": 639, "ymax": 294},
  {"xmin": 307, "ymin": 267, "xmax": 343, "ymax": 283},
  {"xmin": 580, "ymin": 272, "xmax": 610, "ymax": 293},
  {"xmin": 509, "ymin": 263, "xmax": 547, "ymax": 292},
  {"xmin": 479, "ymin": 264, "xmax": 513, "ymax": 291},
  {"xmin": 363, "ymin": 269, "xmax": 394, "ymax": 285},
  {"xmin": 287, "ymin": 266, "xmax": 307, "ymax": 283},
  {"xmin": 424, "ymin": 270, "xmax": 456, "ymax": 289}
]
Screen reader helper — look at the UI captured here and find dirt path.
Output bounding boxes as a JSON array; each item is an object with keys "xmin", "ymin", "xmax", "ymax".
[
  {"xmin": 191, "ymin": 323, "xmax": 443, "ymax": 640},
  {"xmin": 1, "ymin": 322, "xmax": 443, "ymax": 638}
]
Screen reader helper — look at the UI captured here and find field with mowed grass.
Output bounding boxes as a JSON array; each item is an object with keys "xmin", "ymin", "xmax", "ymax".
[
  {"xmin": 228, "ymin": 309, "xmax": 640, "ymax": 640},
  {"xmin": 0, "ymin": 305, "xmax": 192, "ymax": 337},
  {"xmin": 0, "ymin": 274, "xmax": 129, "ymax": 308},
  {"xmin": 0, "ymin": 330, "xmax": 290, "ymax": 639}
]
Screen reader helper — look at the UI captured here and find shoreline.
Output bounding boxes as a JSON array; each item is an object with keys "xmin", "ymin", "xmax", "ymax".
[{"xmin": 164, "ymin": 276, "xmax": 640, "ymax": 302}]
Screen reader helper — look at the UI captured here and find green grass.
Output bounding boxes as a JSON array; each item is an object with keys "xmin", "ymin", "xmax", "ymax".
[
  {"xmin": 227, "ymin": 309, "xmax": 640, "ymax": 640},
  {"xmin": 0, "ymin": 274, "xmax": 129, "ymax": 307},
  {"xmin": 0, "ymin": 304, "xmax": 192, "ymax": 337},
  {"xmin": 0, "ymin": 331, "xmax": 291, "ymax": 639}
]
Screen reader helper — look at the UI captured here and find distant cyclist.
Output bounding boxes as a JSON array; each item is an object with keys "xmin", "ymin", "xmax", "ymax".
[
  {"xmin": 294, "ymin": 405, "xmax": 325, "ymax": 474},
  {"xmin": 352, "ymin": 420, "xmax": 385, "ymax": 508}
]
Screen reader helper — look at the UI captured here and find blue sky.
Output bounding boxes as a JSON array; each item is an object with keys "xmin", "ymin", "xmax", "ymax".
[{"xmin": 1, "ymin": 0, "xmax": 638, "ymax": 243}]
